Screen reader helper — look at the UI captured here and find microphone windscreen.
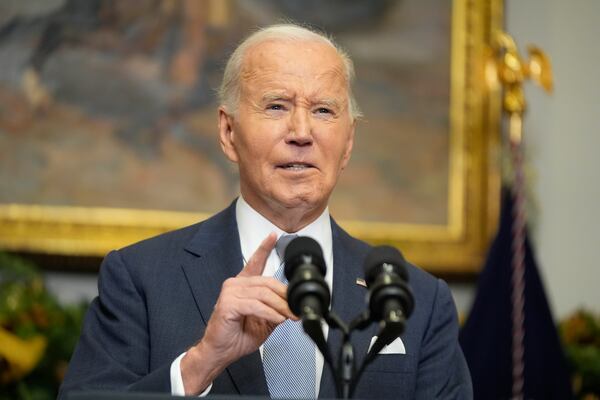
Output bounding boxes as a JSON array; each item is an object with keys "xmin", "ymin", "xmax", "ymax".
[
  {"xmin": 284, "ymin": 236, "xmax": 326, "ymax": 277},
  {"xmin": 363, "ymin": 245, "xmax": 408, "ymax": 284}
]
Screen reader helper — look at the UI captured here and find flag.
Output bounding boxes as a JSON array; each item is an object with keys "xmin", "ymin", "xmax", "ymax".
[{"xmin": 459, "ymin": 190, "xmax": 572, "ymax": 399}]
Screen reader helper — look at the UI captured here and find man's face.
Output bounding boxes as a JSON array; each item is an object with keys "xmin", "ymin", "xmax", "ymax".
[{"xmin": 219, "ymin": 39, "xmax": 355, "ymax": 223}]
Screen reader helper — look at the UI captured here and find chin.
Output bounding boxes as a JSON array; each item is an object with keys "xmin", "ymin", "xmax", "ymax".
[{"xmin": 277, "ymin": 190, "xmax": 327, "ymax": 212}]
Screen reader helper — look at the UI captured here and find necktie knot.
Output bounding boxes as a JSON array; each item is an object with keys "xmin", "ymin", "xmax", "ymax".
[
  {"xmin": 273, "ymin": 234, "xmax": 297, "ymax": 283},
  {"xmin": 275, "ymin": 234, "xmax": 298, "ymax": 263}
]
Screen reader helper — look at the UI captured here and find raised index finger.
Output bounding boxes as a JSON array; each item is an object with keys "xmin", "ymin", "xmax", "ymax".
[{"xmin": 238, "ymin": 232, "xmax": 277, "ymax": 277}]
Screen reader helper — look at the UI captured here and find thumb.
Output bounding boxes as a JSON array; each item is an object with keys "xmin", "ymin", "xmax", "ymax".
[{"xmin": 238, "ymin": 232, "xmax": 277, "ymax": 277}]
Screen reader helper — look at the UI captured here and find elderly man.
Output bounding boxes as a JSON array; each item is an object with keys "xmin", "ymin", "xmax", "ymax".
[{"xmin": 59, "ymin": 24, "xmax": 471, "ymax": 399}]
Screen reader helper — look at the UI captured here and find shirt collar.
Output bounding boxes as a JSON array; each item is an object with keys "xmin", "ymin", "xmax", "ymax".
[{"xmin": 235, "ymin": 196, "xmax": 333, "ymax": 280}]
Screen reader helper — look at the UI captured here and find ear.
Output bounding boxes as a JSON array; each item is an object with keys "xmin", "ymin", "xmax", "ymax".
[
  {"xmin": 218, "ymin": 106, "xmax": 239, "ymax": 163},
  {"xmin": 340, "ymin": 121, "xmax": 355, "ymax": 170}
]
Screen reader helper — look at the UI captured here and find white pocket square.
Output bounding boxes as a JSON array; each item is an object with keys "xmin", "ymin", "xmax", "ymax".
[{"xmin": 368, "ymin": 336, "xmax": 406, "ymax": 354}]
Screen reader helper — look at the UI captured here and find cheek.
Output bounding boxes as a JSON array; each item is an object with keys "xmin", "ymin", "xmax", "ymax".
[
  {"xmin": 243, "ymin": 146, "xmax": 276, "ymax": 182},
  {"xmin": 326, "ymin": 138, "xmax": 351, "ymax": 170},
  {"xmin": 239, "ymin": 127, "xmax": 283, "ymax": 159},
  {"xmin": 235, "ymin": 138, "xmax": 271, "ymax": 169}
]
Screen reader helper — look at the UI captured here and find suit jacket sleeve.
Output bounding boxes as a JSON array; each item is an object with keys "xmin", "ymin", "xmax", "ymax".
[
  {"xmin": 415, "ymin": 279, "xmax": 473, "ymax": 399},
  {"xmin": 58, "ymin": 250, "xmax": 172, "ymax": 399}
]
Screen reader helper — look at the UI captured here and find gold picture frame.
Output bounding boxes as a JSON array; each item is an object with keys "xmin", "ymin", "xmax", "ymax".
[{"xmin": 0, "ymin": 0, "xmax": 503, "ymax": 274}]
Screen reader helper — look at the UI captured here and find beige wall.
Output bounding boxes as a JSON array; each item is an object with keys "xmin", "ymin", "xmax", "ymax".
[{"xmin": 505, "ymin": 0, "xmax": 600, "ymax": 317}]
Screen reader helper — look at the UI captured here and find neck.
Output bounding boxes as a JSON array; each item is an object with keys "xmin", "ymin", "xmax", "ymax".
[{"xmin": 241, "ymin": 195, "xmax": 326, "ymax": 233}]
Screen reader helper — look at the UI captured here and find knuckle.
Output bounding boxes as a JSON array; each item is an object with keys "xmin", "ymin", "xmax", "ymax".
[
  {"xmin": 222, "ymin": 277, "xmax": 236, "ymax": 290},
  {"xmin": 256, "ymin": 288, "xmax": 270, "ymax": 302}
]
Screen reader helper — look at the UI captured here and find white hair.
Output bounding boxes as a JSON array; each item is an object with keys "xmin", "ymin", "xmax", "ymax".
[{"xmin": 218, "ymin": 23, "xmax": 362, "ymax": 120}]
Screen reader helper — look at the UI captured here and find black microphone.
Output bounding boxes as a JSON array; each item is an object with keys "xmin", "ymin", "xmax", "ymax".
[
  {"xmin": 284, "ymin": 236, "xmax": 330, "ymax": 320},
  {"xmin": 284, "ymin": 236, "xmax": 332, "ymax": 364},
  {"xmin": 363, "ymin": 245, "xmax": 414, "ymax": 355}
]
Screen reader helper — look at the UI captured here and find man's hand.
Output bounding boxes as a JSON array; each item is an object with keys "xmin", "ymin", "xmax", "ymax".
[{"xmin": 180, "ymin": 233, "xmax": 296, "ymax": 395}]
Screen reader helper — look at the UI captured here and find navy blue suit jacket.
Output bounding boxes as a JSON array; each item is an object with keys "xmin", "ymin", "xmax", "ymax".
[{"xmin": 59, "ymin": 202, "xmax": 471, "ymax": 399}]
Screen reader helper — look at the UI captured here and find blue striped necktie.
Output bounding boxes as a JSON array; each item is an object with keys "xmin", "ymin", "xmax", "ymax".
[{"xmin": 263, "ymin": 234, "xmax": 316, "ymax": 399}]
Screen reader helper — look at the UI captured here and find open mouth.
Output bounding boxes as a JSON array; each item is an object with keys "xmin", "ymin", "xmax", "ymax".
[{"xmin": 277, "ymin": 162, "xmax": 315, "ymax": 171}]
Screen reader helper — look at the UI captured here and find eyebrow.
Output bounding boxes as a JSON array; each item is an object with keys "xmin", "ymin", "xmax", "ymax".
[
  {"xmin": 261, "ymin": 92, "xmax": 292, "ymax": 103},
  {"xmin": 315, "ymin": 98, "xmax": 341, "ymax": 110}
]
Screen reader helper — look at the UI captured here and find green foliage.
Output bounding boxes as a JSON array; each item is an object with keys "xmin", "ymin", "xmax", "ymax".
[
  {"xmin": 560, "ymin": 309, "xmax": 600, "ymax": 399},
  {"xmin": 0, "ymin": 253, "xmax": 89, "ymax": 400}
]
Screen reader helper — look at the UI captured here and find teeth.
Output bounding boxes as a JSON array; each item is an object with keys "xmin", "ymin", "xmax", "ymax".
[{"xmin": 284, "ymin": 164, "xmax": 308, "ymax": 170}]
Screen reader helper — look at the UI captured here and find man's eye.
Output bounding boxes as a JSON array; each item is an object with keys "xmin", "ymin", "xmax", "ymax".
[
  {"xmin": 267, "ymin": 104, "xmax": 284, "ymax": 111},
  {"xmin": 316, "ymin": 107, "xmax": 332, "ymax": 114}
]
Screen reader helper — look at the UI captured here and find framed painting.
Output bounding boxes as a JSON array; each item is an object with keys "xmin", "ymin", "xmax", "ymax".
[{"xmin": 0, "ymin": 0, "xmax": 503, "ymax": 274}]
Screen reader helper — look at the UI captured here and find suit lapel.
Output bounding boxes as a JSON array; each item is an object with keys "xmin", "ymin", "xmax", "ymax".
[
  {"xmin": 319, "ymin": 220, "xmax": 374, "ymax": 398},
  {"xmin": 180, "ymin": 201, "xmax": 269, "ymax": 396}
]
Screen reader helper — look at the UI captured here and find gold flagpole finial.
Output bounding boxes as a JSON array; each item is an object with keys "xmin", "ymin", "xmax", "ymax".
[{"xmin": 485, "ymin": 31, "xmax": 553, "ymax": 145}]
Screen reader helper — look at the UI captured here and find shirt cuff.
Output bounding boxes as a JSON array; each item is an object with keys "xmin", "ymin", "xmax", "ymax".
[{"xmin": 170, "ymin": 352, "xmax": 213, "ymax": 397}]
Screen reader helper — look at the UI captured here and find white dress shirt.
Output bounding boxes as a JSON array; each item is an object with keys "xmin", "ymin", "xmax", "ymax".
[{"xmin": 170, "ymin": 196, "xmax": 333, "ymax": 396}]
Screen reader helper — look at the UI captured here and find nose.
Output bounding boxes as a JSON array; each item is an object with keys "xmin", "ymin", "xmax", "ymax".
[{"xmin": 286, "ymin": 108, "xmax": 313, "ymax": 146}]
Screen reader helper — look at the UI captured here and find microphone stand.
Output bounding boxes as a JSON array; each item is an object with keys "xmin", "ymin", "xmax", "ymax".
[
  {"xmin": 302, "ymin": 310, "xmax": 351, "ymax": 399},
  {"xmin": 325, "ymin": 312, "xmax": 352, "ymax": 399}
]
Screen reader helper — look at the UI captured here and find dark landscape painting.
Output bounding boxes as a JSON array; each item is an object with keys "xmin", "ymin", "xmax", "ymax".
[{"xmin": 0, "ymin": 0, "xmax": 451, "ymax": 225}]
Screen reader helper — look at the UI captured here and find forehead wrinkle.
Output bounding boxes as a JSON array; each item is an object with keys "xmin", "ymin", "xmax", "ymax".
[
  {"xmin": 240, "ymin": 69, "xmax": 285, "ymax": 103},
  {"xmin": 309, "ymin": 70, "xmax": 348, "ymax": 108},
  {"xmin": 296, "ymin": 65, "xmax": 350, "ymax": 107},
  {"xmin": 312, "ymin": 63, "xmax": 349, "ymax": 93},
  {"xmin": 317, "ymin": 63, "xmax": 347, "ymax": 83}
]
